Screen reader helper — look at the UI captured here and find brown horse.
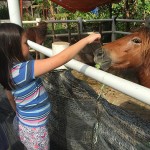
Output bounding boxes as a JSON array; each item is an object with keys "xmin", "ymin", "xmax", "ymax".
[
  {"xmin": 25, "ymin": 21, "xmax": 48, "ymax": 59},
  {"xmin": 94, "ymin": 26, "xmax": 150, "ymax": 88}
]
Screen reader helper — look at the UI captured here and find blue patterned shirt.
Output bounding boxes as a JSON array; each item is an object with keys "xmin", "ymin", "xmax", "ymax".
[{"xmin": 11, "ymin": 60, "xmax": 51, "ymax": 127}]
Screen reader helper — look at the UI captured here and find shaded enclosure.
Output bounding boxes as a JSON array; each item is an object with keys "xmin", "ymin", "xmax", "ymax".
[{"xmin": 0, "ymin": 70, "xmax": 150, "ymax": 150}]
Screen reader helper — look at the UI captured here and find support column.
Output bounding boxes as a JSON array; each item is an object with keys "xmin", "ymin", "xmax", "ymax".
[{"xmin": 7, "ymin": 0, "xmax": 22, "ymax": 26}]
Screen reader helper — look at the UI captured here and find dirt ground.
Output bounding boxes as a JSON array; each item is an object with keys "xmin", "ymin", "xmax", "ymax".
[{"xmin": 71, "ymin": 70, "xmax": 150, "ymax": 121}]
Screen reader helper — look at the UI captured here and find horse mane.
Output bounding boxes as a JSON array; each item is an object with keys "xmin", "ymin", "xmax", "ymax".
[
  {"xmin": 141, "ymin": 27, "xmax": 150, "ymax": 66},
  {"xmin": 131, "ymin": 26, "xmax": 150, "ymax": 67},
  {"xmin": 131, "ymin": 27, "xmax": 150, "ymax": 87},
  {"xmin": 132, "ymin": 26, "xmax": 150, "ymax": 46}
]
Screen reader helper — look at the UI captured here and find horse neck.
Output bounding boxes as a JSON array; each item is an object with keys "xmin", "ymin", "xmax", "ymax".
[{"xmin": 138, "ymin": 64, "xmax": 150, "ymax": 88}]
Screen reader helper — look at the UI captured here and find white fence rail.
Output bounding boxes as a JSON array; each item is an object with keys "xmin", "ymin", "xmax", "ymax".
[{"xmin": 27, "ymin": 40, "xmax": 150, "ymax": 105}]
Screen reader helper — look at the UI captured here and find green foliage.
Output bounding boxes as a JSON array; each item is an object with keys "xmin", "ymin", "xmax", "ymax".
[
  {"xmin": 95, "ymin": 64, "xmax": 101, "ymax": 69},
  {"xmin": 23, "ymin": 12, "xmax": 34, "ymax": 21},
  {"xmin": 68, "ymin": 11, "xmax": 99, "ymax": 20},
  {"xmin": 54, "ymin": 13, "xmax": 68, "ymax": 20},
  {"xmin": 25, "ymin": 0, "xmax": 150, "ymax": 21},
  {"xmin": 137, "ymin": 0, "xmax": 150, "ymax": 18},
  {"xmin": 112, "ymin": 0, "xmax": 150, "ymax": 19},
  {"xmin": 34, "ymin": 0, "xmax": 43, "ymax": 4},
  {"xmin": 50, "ymin": 0, "xmax": 149, "ymax": 33},
  {"xmin": 55, "ymin": 5, "xmax": 110, "ymax": 20},
  {"xmin": 21, "ymin": 0, "xmax": 150, "ymax": 37},
  {"xmin": 0, "ymin": 5, "xmax": 9, "ymax": 19}
]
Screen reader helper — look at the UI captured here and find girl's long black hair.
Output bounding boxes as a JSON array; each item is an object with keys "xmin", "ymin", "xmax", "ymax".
[{"xmin": 0, "ymin": 23, "xmax": 26, "ymax": 90}]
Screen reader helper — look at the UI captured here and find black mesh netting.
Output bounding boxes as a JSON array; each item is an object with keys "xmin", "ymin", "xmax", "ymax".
[
  {"xmin": 0, "ymin": 96, "xmax": 24, "ymax": 150},
  {"xmin": 0, "ymin": 69, "xmax": 150, "ymax": 150}
]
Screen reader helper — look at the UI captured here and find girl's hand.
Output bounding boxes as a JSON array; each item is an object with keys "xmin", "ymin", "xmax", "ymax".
[{"xmin": 86, "ymin": 33, "xmax": 101, "ymax": 44}]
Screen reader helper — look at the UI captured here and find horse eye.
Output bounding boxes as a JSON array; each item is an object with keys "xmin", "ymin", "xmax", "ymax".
[{"xmin": 132, "ymin": 38, "xmax": 141, "ymax": 44}]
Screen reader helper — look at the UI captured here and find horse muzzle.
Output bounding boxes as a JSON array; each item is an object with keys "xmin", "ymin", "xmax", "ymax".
[{"xmin": 93, "ymin": 47, "xmax": 112, "ymax": 71}]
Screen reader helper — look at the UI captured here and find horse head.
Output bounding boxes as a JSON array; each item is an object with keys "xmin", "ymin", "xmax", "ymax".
[{"xmin": 94, "ymin": 26, "xmax": 150, "ymax": 87}]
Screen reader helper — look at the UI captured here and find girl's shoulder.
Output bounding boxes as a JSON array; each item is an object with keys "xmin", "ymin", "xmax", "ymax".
[
  {"xmin": 12, "ymin": 60, "xmax": 35, "ymax": 74},
  {"xmin": 13, "ymin": 60, "xmax": 35, "ymax": 67},
  {"xmin": 11, "ymin": 60, "xmax": 35, "ymax": 84}
]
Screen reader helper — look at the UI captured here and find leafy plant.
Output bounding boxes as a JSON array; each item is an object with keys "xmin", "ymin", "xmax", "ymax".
[{"xmin": 0, "ymin": 5, "xmax": 9, "ymax": 19}]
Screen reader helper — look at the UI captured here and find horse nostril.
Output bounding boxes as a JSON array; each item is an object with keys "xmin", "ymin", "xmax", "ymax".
[
  {"xmin": 94, "ymin": 48, "xmax": 107, "ymax": 64},
  {"xmin": 97, "ymin": 52, "xmax": 103, "ymax": 58}
]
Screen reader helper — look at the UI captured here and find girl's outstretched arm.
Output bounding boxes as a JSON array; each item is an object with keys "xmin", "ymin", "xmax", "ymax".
[{"xmin": 34, "ymin": 33, "xmax": 101, "ymax": 77}]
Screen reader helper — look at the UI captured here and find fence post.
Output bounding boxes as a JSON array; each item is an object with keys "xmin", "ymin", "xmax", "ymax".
[
  {"xmin": 36, "ymin": 17, "xmax": 41, "ymax": 25},
  {"xmin": 111, "ymin": 16, "xmax": 116, "ymax": 41},
  {"xmin": 145, "ymin": 16, "xmax": 150, "ymax": 28},
  {"xmin": 67, "ymin": 23, "xmax": 71, "ymax": 43},
  {"xmin": 7, "ymin": 0, "xmax": 22, "ymax": 26},
  {"xmin": 51, "ymin": 23, "xmax": 55, "ymax": 41},
  {"xmin": 77, "ymin": 17, "xmax": 83, "ymax": 40}
]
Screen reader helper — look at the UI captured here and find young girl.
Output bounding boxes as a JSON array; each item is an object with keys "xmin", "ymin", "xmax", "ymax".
[{"xmin": 0, "ymin": 23, "xmax": 100, "ymax": 150}]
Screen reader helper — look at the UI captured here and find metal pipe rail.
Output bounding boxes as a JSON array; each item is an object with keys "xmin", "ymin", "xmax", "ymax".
[
  {"xmin": 82, "ymin": 19, "xmax": 112, "ymax": 23},
  {"xmin": 21, "ymin": 16, "xmax": 149, "ymax": 42},
  {"xmin": 21, "ymin": 17, "xmax": 146, "ymax": 42},
  {"xmin": 116, "ymin": 19, "xmax": 145, "ymax": 23},
  {"xmin": 27, "ymin": 40, "xmax": 150, "ymax": 106},
  {"xmin": 46, "ymin": 31, "xmax": 113, "ymax": 38}
]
